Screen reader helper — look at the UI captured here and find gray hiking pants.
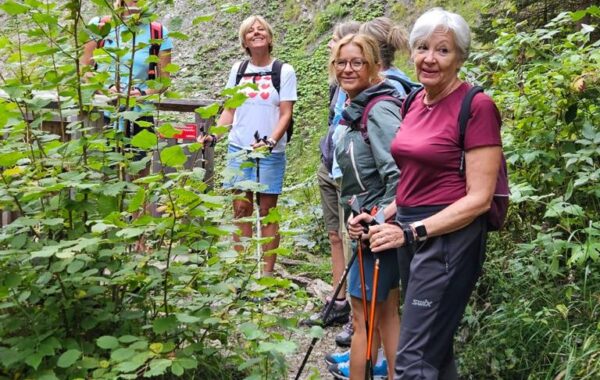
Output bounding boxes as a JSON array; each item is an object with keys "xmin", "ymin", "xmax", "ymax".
[{"xmin": 395, "ymin": 206, "xmax": 487, "ymax": 380}]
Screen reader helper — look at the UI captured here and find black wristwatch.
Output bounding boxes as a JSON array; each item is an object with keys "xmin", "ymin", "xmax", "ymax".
[{"xmin": 411, "ymin": 221, "xmax": 428, "ymax": 242}]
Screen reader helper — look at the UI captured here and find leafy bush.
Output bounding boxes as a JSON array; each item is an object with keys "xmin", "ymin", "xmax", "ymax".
[
  {"xmin": 0, "ymin": 1, "xmax": 304, "ymax": 379},
  {"xmin": 458, "ymin": 6, "xmax": 600, "ymax": 379}
]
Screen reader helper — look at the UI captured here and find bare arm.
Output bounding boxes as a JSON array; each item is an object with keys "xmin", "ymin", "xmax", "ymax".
[{"xmin": 368, "ymin": 145, "xmax": 501, "ymax": 252}]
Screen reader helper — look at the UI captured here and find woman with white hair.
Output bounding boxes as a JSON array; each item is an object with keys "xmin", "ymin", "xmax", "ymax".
[{"xmin": 349, "ymin": 8, "xmax": 503, "ymax": 379}]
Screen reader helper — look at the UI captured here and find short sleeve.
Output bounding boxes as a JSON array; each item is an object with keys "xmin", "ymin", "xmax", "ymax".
[
  {"xmin": 464, "ymin": 93, "xmax": 502, "ymax": 150},
  {"xmin": 159, "ymin": 25, "xmax": 173, "ymax": 51},
  {"xmin": 279, "ymin": 63, "xmax": 297, "ymax": 102}
]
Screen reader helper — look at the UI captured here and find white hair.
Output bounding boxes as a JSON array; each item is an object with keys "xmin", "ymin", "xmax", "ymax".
[{"xmin": 409, "ymin": 8, "xmax": 471, "ymax": 62}]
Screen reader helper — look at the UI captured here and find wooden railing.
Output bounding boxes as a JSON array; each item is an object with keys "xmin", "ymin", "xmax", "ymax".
[{"xmin": 1, "ymin": 95, "xmax": 218, "ymax": 226}]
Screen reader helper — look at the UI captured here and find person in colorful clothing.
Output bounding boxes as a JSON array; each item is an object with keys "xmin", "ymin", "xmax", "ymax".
[
  {"xmin": 200, "ymin": 15, "xmax": 297, "ymax": 277},
  {"xmin": 349, "ymin": 8, "xmax": 503, "ymax": 379},
  {"xmin": 81, "ymin": 0, "xmax": 173, "ymax": 166},
  {"xmin": 305, "ymin": 20, "xmax": 360, "ymax": 331},
  {"xmin": 328, "ymin": 33, "xmax": 402, "ymax": 380}
]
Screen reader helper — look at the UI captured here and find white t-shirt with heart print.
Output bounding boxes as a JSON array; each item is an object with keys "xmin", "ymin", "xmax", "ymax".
[{"xmin": 225, "ymin": 60, "xmax": 297, "ymax": 153}]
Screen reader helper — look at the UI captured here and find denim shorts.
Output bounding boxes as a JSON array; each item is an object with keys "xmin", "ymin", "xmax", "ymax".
[
  {"xmin": 348, "ymin": 242, "xmax": 400, "ymax": 302},
  {"xmin": 223, "ymin": 144, "xmax": 286, "ymax": 195}
]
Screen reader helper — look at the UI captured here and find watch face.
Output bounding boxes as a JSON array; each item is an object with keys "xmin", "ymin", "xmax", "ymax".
[{"xmin": 414, "ymin": 223, "xmax": 427, "ymax": 241}]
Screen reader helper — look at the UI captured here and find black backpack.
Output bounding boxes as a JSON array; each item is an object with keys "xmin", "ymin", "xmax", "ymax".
[
  {"xmin": 234, "ymin": 59, "xmax": 294, "ymax": 142},
  {"xmin": 401, "ymin": 86, "xmax": 510, "ymax": 231}
]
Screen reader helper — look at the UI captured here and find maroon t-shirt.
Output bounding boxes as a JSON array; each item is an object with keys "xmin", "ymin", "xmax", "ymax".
[{"xmin": 391, "ymin": 83, "xmax": 502, "ymax": 207}]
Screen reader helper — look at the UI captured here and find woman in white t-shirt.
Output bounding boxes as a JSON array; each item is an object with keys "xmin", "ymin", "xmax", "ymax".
[{"xmin": 199, "ymin": 15, "xmax": 297, "ymax": 277}]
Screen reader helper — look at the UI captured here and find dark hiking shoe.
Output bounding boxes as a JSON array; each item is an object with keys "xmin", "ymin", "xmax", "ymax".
[
  {"xmin": 300, "ymin": 300, "xmax": 350, "ymax": 327},
  {"xmin": 335, "ymin": 319, "xmax": 353, "ymax": 347}
]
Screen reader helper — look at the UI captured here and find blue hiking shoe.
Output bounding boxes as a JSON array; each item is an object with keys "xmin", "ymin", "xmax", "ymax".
[
  {"xmin": 328, "ymin": 358, "xmax": 388, "ymax": 380},
  {"xmin": 324, "ymin": 349, "xmax": 350, "ymax": 366}
]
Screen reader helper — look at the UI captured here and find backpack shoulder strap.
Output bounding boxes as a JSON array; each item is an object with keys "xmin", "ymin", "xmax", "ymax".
[
  {"xmin": 384, "ymin": 74, "xmax": 421, "ymax": 97},
  {"xmin": 400, "ymin": 87, "xmax": 424, "ymax": 119},
  {"xmin": 96, "ymin": 16, "xmax": 112, "ymax": 48},
  {"xmin": 360, "ymin": 95, "xmax": 403, "ymax": 144},
  {"xmin": 458, "ymin": 85, "xmax": 485, "ymax": 176},
  {"xmin": 147, "ymin": 22, "xmax": 163, "ymax": 80},
  {"xmin": 235, "ymin": 60, "xmax": 250, "ymax": 85},
  {"xmin": 270, "ymin": 59, "xmax": 283, "ymax": 93}
]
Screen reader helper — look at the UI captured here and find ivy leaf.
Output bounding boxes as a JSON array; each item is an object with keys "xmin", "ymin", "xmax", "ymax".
[
  {"xmin": 131, "ymin": 129, "xmax": 157, "ymax": 149},
  {"xmin": 160, "ymin": 145, "xmax": 187, "ymax": 167},
  {"xmin": 57, "ymin": 349, "xmax": 81, "ymax": 368},
  {"xmin": 97, "ymin": 335, "xmax": 120, "ymax": 349},
  {"xmin": 0, "ymin": 1, "xmax": 29, "ymax": 15}
]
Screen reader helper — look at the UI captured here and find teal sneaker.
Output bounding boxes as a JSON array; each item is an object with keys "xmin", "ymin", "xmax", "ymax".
[
  {"xmin": 328, "ymin": 358, "xmax": 388, "ymax": 380},
  {"xmin": 324, "ymin": 349, "xmax": 350, "ymax": 366}
]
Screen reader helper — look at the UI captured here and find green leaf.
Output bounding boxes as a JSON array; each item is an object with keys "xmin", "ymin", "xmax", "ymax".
[
  {"xmin": 175, "ymin": 357, "xmax": 198, "ymax": 369},
  {"xmin": 192, "ymin": 14, "xmax": 214, "ymax": 24},
  {"xmin": 160, "ymin": 145, "xmax": 187, "ymax": 167},
  {"xmin": 111, "ymin": 347, "xmax": 136, "ymax": 362},
  {"xmin": 157, "ymin": 124, "xmax": 180, "ymax": 139},
  {"xmin": 166, "ymin": 31, "xmax": 188, "ymax": 40},
  {"xmin": 57, "ymin": 349, "xmax": 81, "ymax": 368},
  {"xmin": 195, "ymin": 102, "xmax": 219, "ymax": 119},
  {"xmin": 175, "ymin": 313, "xmax": 201, "ymax": 324},
  {"xmin": 67, "ymin": 260, "xmax": 85, "ymax": 274},
  {"xmin": 0, "ymin": 0, "xmax": 29, "ymax": 15},
  {"xmin": 257, "ymin": 340, "xmax": 297, "ymax": 354},
  {"xmin": 171, "ymin": 362, "xmax": 184, "ymax": 376},
  {"xmin": 116, "ymin": 227, "xmax": 145, "ymax": 239},
  {"xmin": 239, "ymin": 322, "xmax": 265, "ymax": 340},
  {"xmin": 163, "ymin": 63, "xmax": 180, "ymax": 74},
  {"xmin": 223, "ymin": 92, "xmax": 248, "ymax": 109},
  {"xmin": 152, "ymin": 315, "xmax": 178, "ymax": 334},
  {"xmin": 97, "ymin": 335, "xmax": 120, "ymax": 350},
  {"xmin": 131, "ymin": 129, "xmax": 157, "ymax": 150},
  {"xmin": 309, "ymin": 326, "xmax": 324, "ymax": 339},
  {"xmin": 127, "ymin": 187, "xmax": 146, "ymax": 213},
  {"xmin": 25, "ymin": 352, "xmax": 43, "ymax": 370},
  {"xmin": 144, "ymin": 359, "xmax": 172, "ymax": 377}
]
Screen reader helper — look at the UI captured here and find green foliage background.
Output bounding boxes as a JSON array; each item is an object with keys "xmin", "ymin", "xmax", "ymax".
[{"xmin": 0, "ymin": 0, "xmax": 598, "ymax": 379}]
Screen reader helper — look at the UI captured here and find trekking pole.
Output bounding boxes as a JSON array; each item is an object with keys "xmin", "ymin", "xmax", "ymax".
[
  {"xmin": 253, "ymin": 130, "xmax": 263, "ymax": 279},
  {"xmin": 294, "ymin": 244, "xmax": 359, "ymax": 380},
  {"xmin": 353, "ymin": 196, "xmax": 374, "ymax": 380},
  {"xmin": 294, "ymin": 195, "xmax": 368, "ymax": 380},
  {"xmin": 365, "ymin": 254, "xmax": 380, "ymax": 380}
]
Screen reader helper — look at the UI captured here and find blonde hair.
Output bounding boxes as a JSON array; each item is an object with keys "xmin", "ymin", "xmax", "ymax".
[
  {"xmin": 360, "ymin": 17, "xmax": 409, "ymax": 69},
  {"xmin": 329, "ymin": 33, "xmax": 381, "ymax": 85},
  {"xmin": 238, "ymin": 15, "xmax": 274, "ymax": 55}
]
